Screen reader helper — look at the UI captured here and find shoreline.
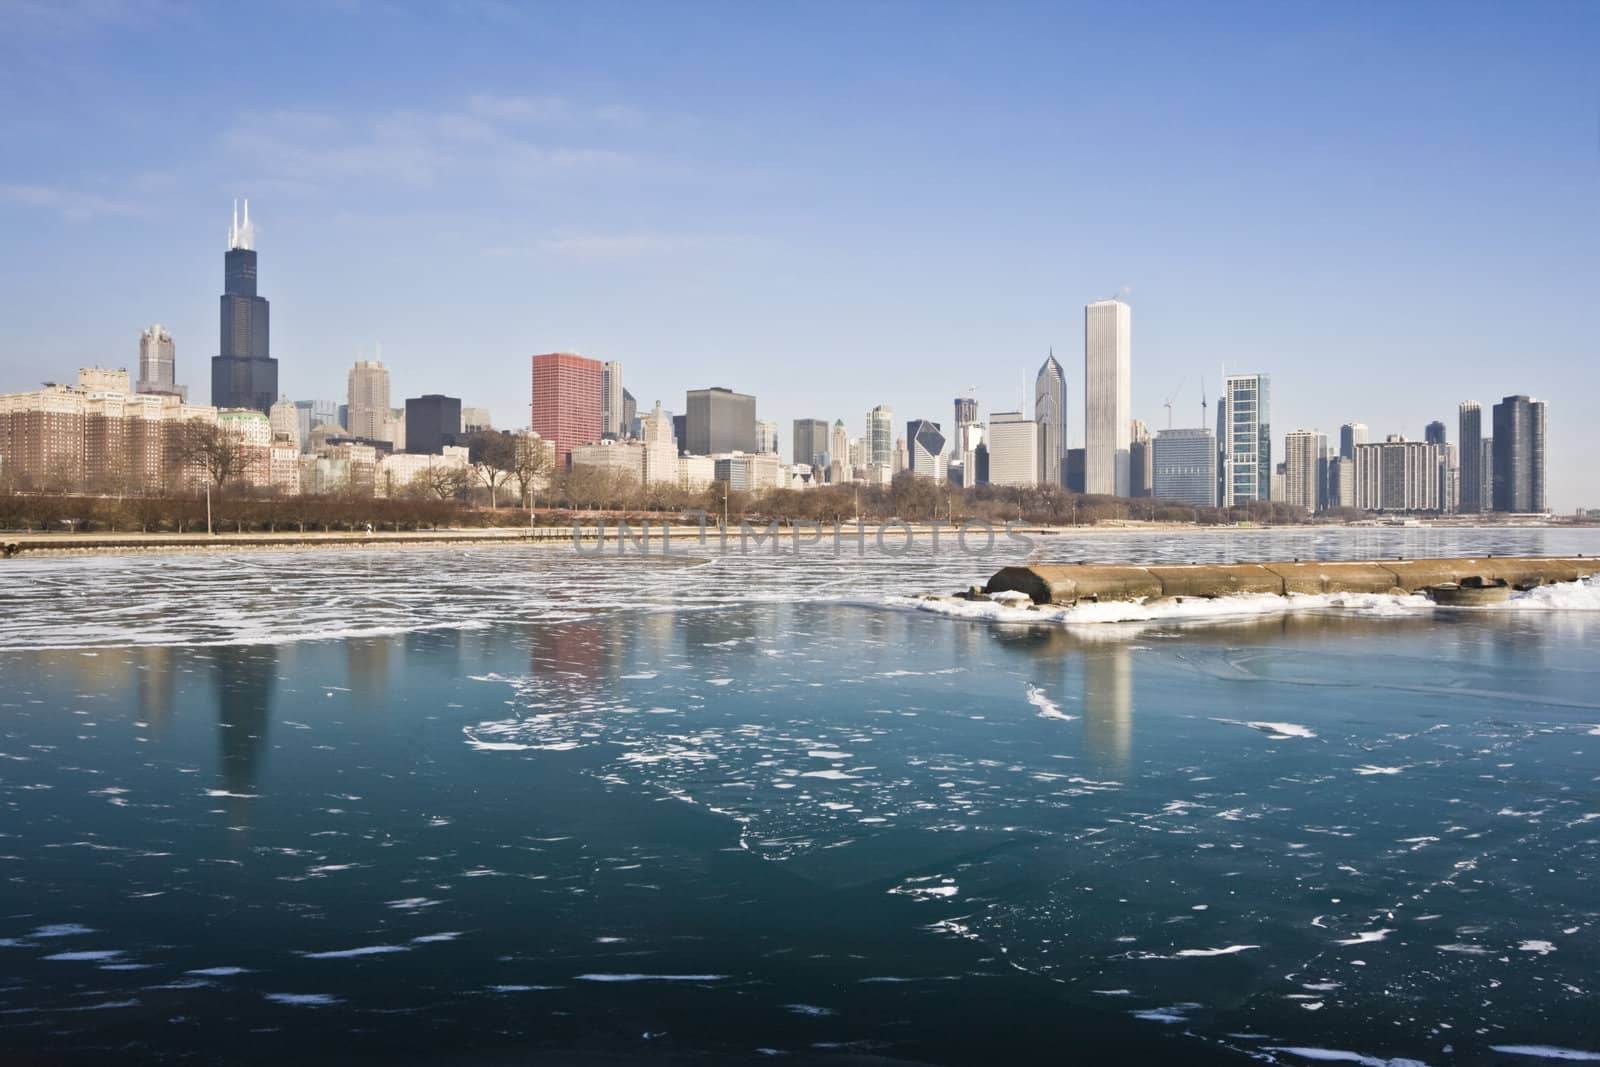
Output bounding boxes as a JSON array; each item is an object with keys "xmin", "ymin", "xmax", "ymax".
[{"xmin": 0, "ymin": 519, "xmax": 1588, "ymax": 559}]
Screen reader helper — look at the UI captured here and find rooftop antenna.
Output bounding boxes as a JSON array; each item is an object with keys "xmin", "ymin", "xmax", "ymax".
[{"xmin": 1201, "ymin": 373, "xmax": 1208, "ymax": 428}]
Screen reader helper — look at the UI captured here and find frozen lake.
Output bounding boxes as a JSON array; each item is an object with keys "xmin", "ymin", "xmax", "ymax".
[{"xmin": 1, "ymin": 528, "xmax": 1597, "ymax": 1064}]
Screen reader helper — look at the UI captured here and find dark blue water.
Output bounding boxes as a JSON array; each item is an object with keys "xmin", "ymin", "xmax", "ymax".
[{"xmin": 1, "ymin": 534, "xmax": 1597, "ymax": 1065}]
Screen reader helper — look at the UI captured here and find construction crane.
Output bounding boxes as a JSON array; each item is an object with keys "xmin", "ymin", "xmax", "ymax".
[{"xmin": 1163, "ymin": 376, "xmax": 1186, "ymax": 429}]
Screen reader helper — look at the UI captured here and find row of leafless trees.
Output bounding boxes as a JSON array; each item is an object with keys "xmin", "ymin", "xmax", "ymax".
[{"xmin": 1, "ymin": 475, "xmax": 1332, "ymax": 536}]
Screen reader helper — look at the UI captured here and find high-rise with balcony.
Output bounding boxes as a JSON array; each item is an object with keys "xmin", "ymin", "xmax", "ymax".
[
  {"xmin": 1283, "ymin": 429, "xmax": 1326, "ymax": 513},
  {"xmin": 531, "ymin": 352, "xmax": 603, "ymax": 467},
  {"xmin": 1458, "ymin": 401, "xmax": 1483, "ymax": 513},
  {"xmin": 210, "ymin": 200, "xmax": 277, "ymax": 412},
  {"xmin": 1491, "ymin": 395, "xmax": 1547, "ymax": 513},
  {"xmin": 1034, "ymin": 351, "xmax": 1066, "ymax": 487},
  {"xmin": 1220, "ymin": 373, "xmax": 1271, "ymax": 504},
  {"xmin": 1084, "ymin": 299, "xmax": 1131, "ymax": 496}
]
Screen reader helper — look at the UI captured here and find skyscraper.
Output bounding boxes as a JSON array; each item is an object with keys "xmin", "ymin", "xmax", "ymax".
[
  {"xmin": 211, "ymin": 200, "xmax": 277, "ymax": 412},
  {"xmin": 1034, "ymin": 350, "xmax": 1067, "ymax": 487},
  {"xmin": 866, "ymin": 405, "xmax": 894, "ymax": 466},
  {"xmin": 1458, "ymin": 401, "xmax": 1483, "ymax": 513},
  {"xmin": 953, "ymin": 396, "xmax": 981, "ymax": 485},
  {"xmin": 985, "ymin": 412, "xmax": 1038, "ymax": 488},
  {"xmin": 685, "ymin": 387, "xmax": 757, "ymax": 455},
  {"xmin": 829, "ymin": 420, "xmax": 850, "ymax": 471},
  {"xmin": 792, "ymin": 418, "xmax": 829, "ymax": 468},
  {"xmin": 601, "ymin": 361, "xmax": 625, "ymax": 439},
  {"xmin": 1339, "ymin": 422, "xmax": 1368, "ymax": 460},
  {"xmin": 405, "ymin": 394, "xmax": 462, "ymax": 455},
  {"xmin": 1152, "ymin": 428, "xmax": 1217, "ymax": 507},
  {"xmin": 531, "ymin": 352, "xmax": 603, "ymax": 467},
  {"xmin": 1129, "ymin": 420, "xmax": 1152, "ymax": 498},
  {"xmin": 1283, "ymin": 429, "xmax": 1326, "ymax": 513},
  {"xmin": 1491, "ymin": 395, "xmax": 1547, "ymax": 513},
  {"xmin": 906, "ymin": 419, "xmax": 946, "ymax": 483},
  {"xmin": 137, "ymin": 325, "xmax": 182, "ymax": 400},
  {"xmin": 1424, "ymin": 421, "xmax": 1446, "ymax": 446},
  {"xmin": 347, "ymin": 358, "xmax": 391, "ymax": 441},
  {"xmin": 1354, "ymin": 436, "xmax": 1447, "ymax": 513},
  {"xmin": 1220, "ymin": 373, "xmax": 1272, "ymax": 504},
  {"xmin": 268, "ymin": 395, "xmax": 299, "ymax": 442},
  {"xmin": 756, "ymin": 419, "xmax": 779, "ymax": 454},
  {"xmin": 1084, "ymin": 299, "xmax": 1131, "ymax": 496}
]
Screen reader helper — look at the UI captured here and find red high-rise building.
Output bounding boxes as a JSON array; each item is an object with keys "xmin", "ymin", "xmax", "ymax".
[{"xmin": 530, "ymin": 352, "xmax": 602, "ymax": 467}]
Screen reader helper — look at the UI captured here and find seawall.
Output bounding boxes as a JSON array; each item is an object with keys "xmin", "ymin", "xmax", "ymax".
[{"xmin": 984, "ymin": 557, "xmax": 1597, "ymax": 604}]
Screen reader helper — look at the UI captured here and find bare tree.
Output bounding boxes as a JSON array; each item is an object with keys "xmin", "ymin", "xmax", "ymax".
[
  {"xmin": 411, "ymin": 463, "xmax": 471, "ymax": 502},
  {"xmin": 510, "ymin": 432, "xmax": 556, "ymax": 510},
  {"xmin": 467, "ymin": 431, "xmax": 518, "ymax": 509},
  {"xmin": 175, "ymin": 420, "xmax": 247, "ymax": 491}
]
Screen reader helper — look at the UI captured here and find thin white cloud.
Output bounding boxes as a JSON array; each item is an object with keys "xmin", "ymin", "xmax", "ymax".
[
  {"xmin": 0, "ymin": 183, "xmax": 138, "ymax": 221},
  {"xmin": 534, "ymin": 233, "xmax": 755, "ymax": 261},
  {"xmin": 221, "ymin": 100, "xmax": 642, "ymax": 193}
]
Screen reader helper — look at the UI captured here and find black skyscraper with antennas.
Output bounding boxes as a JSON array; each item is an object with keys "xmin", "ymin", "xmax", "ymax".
[{"xmin": 210, "ymin": 199, "xmax": 277, "ymax": 413}]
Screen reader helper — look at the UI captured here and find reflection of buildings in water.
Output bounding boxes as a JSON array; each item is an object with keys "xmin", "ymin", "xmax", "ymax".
[
  {"xmin": 634, "ymin": 609, "xmax": 676, "ymax": 663},
  {"xmin": 133, "ymin": 646, "xmax": 180, "ymax": 731},
  {"xmin": 345, "ymin": 636, "xmax": 391, "ymax": 710},
  {"xmin": 208, "ymin": 646, "xmax": 276, "ymax": 801},
  {"xmin": 1082, "ymin": 644, "xmax": 1132, "ymax": 767},
  {"xmin": 528, "ymin": 619, "xmax": 626, "ymax": 692}
]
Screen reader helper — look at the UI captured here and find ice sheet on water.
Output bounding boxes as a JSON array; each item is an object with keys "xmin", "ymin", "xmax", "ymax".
[
  {"xmin": 1026, "ymin": 683, "xmax": 1075, "ymax": 720},
  {"xmin": 1213, "ymin": 718, "xmax": 1317, "ymax": 740},
  {"xmin": 575, "ymin": 973, "xmax": 727, "ymax": 982},
  {"xmin": 1263, "ymin": 1048, "xmax": 1431, "ymax": 1067},
  {"xmin": 892, "ymin": 589, "xmax": 1439, "ymax": 631},
  {"xmin": 1, "ymin": 534, "xmax": 1592, "ymax": 650},
  {"xmin": 1489, "ymin": 1047, "xmax": 1600, "ymax": 1062}
]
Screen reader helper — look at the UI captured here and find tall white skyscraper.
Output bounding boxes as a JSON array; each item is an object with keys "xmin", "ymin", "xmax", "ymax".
[
  {"xmin": 1084, "ymin": 299, "xmax": 1131, "ymax": 496},
  {"xmin": 601, "ymin": 361, "xmax": 625, "ymax": 439},
  {"xmin": 347, "ymin": 357, "xmax": 391, "ymax": 441}
]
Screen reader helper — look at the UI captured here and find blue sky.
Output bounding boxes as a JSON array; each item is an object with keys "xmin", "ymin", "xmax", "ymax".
[{"xmin": 2, "ymin": 0, "xmax": 1596, "ymax": 508}]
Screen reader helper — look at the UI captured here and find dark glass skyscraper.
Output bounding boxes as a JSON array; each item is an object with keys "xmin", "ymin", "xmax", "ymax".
[
  {"xmin": 1458, "ymin": 401, "xmax": 1483, "ymax": 513},
  {"xmin": 1491, "ymin": 395, "xmax": 1546, "ymax": 513},
  {"xmin": 685, "ymin": 387, "xmax": 757, "ymax": 455},
  {"xmin": 211, "ymin": 200, "xmax": 277, "ymax": 413},
  {"xmin": 405, "ymin": 395, "xmax": 462, "ymax": 455}
]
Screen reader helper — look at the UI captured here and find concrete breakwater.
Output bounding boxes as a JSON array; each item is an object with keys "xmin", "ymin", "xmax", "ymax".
[{"xmin": 983, "ymin": 557, "xmax": 1596, "ymax": 605}]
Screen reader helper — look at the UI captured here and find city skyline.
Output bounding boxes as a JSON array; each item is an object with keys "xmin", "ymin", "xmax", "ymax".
[{"xmin": 0, "ymin": 4, "xmax": 1595, "ymax": 508}]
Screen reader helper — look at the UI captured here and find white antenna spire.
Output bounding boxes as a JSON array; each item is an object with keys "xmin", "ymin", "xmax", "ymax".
[{"xmin": 228, "ymin": 197, "xmax": 256, "ymax": 251}]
